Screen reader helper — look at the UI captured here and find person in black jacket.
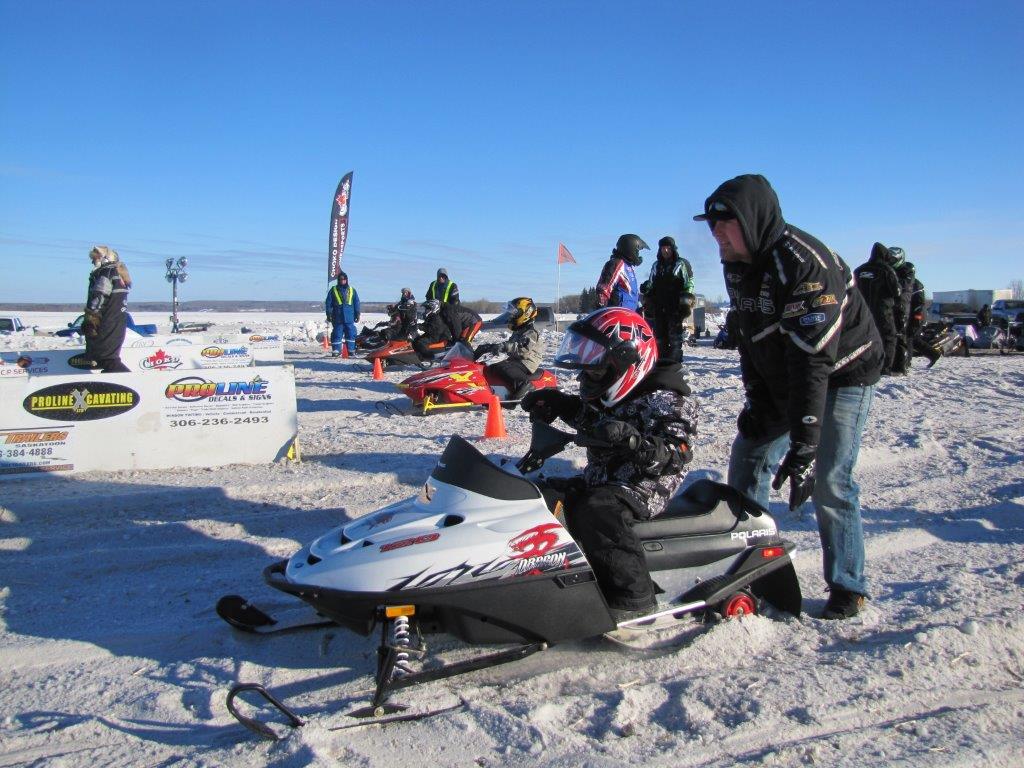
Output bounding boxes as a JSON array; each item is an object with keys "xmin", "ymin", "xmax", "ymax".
[
  {"xmin": 639, "ymin": 236, "xmax": 696, "ymax": 363},
  {"xmin": 521, "ymin": 308, "xmax": 698, "ymax": 621},
  {"xmin": 889, "ymin": 247, "xmax": 916, "ymax": 374},
  {"xmin": 853, "ymin": 242, "xmax": 901, "ymax": 374},
  {"xmin": 694, "ymin": 174, "xmax": 882, "ymax": 620},
  {"xmin": 382, "ymin": 288, "xmax": 418, "ymax": 341},
  {"xmin": 977, "ymin": 304, "xmax": 993, "ymax": 328},
  {"xmin": 83, "ymin": 245, "xmax": 132, "ymax": 372},
  {"xmin": 440, "ymin": 301, "xmax": 482, "ymax": 346},
  {"xmin": 411, "ymin": 300, "xmax": 453, "ymax": 361}
]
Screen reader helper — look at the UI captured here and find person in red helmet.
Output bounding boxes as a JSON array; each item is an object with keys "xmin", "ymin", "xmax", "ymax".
[{"xmin": 521, "ymin": 307, "xmax": 698, "ymax": 621}]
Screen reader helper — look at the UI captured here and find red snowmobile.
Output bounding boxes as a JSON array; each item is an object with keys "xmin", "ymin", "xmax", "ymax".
[
  {"xmin": 356, "ymin": 321, "xmax": 440, "ymax": 371},
  {"xmin": 397, "ymin": 342, "xmax": 558, "ymax": 415}
]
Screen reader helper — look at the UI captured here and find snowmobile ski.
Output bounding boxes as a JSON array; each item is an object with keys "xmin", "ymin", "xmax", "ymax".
[
  {"xmin": 216, "ymin": 595, "xmax": 335, "ymax": 635},
  {"xmin": 226, "ymin": 682, "xmax": 466, "ymax": 740}
]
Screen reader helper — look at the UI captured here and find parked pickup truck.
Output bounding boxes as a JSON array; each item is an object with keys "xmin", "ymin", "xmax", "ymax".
[
  {"xmin": 990, "ymin": 299, "xmax": 1024, "ymax": 325},
  {"xmin": 54, "ymin": 313, "xmax": 158, "ymax": 337},
  {"xmin": 0, "ymin": 316, "xmax": 30, "ymax": 334}
]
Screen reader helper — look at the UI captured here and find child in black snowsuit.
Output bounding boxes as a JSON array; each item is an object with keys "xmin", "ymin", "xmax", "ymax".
[{"xmin": 522, "ymin": 307, "xmax": 698, "ymax": 621}]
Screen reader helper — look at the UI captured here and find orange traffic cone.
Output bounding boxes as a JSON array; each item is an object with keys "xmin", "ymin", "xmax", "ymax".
[
  {"xmin": 483, "ymin": 394, "xmax": 508, "ymax": 439},
  {"xmin": 321, "ymin": 332, "xmax": 330, "ymax": 351},
  {"xmin": 341, "ymin": 344, "xmax": 349, "ymax": 359},
  {"xmin": 372, "ymin": 357, "xmax": 384, "ymax": 380}
]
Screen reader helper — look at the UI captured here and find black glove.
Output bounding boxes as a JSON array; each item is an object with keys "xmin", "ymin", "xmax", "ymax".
[
  {"xmin": 473, "ymin": 343, "xmax": 497, "ymax": 361},
  {"xmin": 736, "ymin": 406, "xmax": 766, "ymax": 440},
  {"xmin": 583, "ymin": 418, "xmax": 641, "ymax": 450},
  {"xmin": 772, "ymin": 442, "xmax": 817, "ymax": 511},
  {"xmin": 639, "ymin": 280, "xmax": 652, "ymax": 294},
  {"xmin": 82, "ymin": 311, "xmax": 101, "ymax": 338},
  {"xmin": 521, "ymin": 389, "xmax": 580, "ymax": 423}
]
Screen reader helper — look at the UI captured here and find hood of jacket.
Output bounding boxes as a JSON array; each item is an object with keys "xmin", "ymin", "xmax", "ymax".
[
  {"xmin": 869, "ymin": 242, "xmax": 892, "ymax": 265},
  {"xmin": 703, "ymin": 174, "xmax": 786, "ymax": 263}
]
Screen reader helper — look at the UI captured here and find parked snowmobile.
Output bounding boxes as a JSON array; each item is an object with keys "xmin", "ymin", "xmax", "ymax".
[
  {"xmin": 396, "ymin": 342, "xmax": 558, "ymax": 414},
  {"xmin": 915, "ymin": 322, "xmax": 968, "ymax": 366},
  {"xmin": 219, "ymin": 418, "xmax": 802, "ymax": 738}
]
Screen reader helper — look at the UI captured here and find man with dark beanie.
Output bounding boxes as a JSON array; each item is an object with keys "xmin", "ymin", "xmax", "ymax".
[
  {"xmin": 854, "ymin": 243, "xmax": 901, "ymax": 374},
  {"xmin": 639, "ymin": 236, "xmax": 696, "ymax": 363},
  {"xmin": 694, "ymin": 174, "xmax": 882, "ymax": 619}
]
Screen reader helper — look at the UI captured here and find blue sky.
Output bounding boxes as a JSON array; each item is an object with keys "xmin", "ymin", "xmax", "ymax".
[{"xmin": 2, "ymin": 1, "xmax": 1022, "ymax": 304}]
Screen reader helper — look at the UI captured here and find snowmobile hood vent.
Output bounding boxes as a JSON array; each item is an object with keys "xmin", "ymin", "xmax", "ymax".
[{"xmin": 432, "ymin": 436, "xmax": 542, "ymax": 501}]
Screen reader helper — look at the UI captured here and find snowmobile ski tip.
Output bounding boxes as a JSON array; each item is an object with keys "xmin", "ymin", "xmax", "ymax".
[{"xmin": 216, "ymin": 594, "xmax": 335, "ymax": 635}]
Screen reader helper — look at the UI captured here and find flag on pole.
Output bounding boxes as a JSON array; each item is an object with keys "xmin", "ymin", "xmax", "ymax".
[
  {"xmin": 557, "ymin": 243, "xmax": 576, "ymax": 265},
  {"xmin": 328, "ymin": 172, "xmax": 353, "ymax": 281}
]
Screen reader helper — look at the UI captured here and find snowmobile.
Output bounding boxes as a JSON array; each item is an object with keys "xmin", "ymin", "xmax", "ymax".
[
  {"xmin": 218, "ymin": 417, "xmax": 802, "ymax": 739},
  {"xmin": 353, "ymin": 321, "xmax": 435, "ymax": 371},
  {"xmin": 395, "ymin": 342, "xmax": 558, "ymax": 415},
  {"xmin": 915, "ymin": 322, "xmax": 968, "ymax": 366}
]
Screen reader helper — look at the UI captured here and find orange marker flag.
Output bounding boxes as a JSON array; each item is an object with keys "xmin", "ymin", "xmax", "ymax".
[{"xmin": 557, "ymin": 243, "xmax": 576, "ymax": 265}]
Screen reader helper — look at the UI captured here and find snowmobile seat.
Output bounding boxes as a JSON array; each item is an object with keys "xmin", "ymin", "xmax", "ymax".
[
  {"xmin": 635, "ymin": 480, "xmax": 766, "ymax": 538},
  {"xmin": 527, "ymin": 369, "xmax": 546, "ymax": 381}
]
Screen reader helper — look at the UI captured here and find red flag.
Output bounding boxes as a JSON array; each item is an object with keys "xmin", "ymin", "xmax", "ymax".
[{"xmin": 557, "ymin": 243, "xmax": 576, "ymax": 265}]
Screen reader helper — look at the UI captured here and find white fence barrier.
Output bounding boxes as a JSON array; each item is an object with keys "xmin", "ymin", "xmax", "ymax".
[
  {"xmin": 1, "ymin": 333, "xmax": 285, "ymax": 378},
  {"xmin": 0, "ymin": 365, "xmax": 298, "ymax": 478}
]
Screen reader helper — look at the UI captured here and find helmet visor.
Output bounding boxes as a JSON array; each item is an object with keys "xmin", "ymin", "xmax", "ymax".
[{"xmin": 554, "ymin": 322, "xmax": 611, "ymax": 370}]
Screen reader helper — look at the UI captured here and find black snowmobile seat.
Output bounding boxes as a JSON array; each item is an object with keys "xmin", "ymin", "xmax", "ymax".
[
  {"xmin": 635, "ymin": 479, "xmax": 765, "ymax": 538},
  {"xmin": 528, "ymin": 369, "xmax": 546, "ymax": 381},
  {"xmin": 432, "ymin": 435, "xmax": 542, "ymax": 501}
]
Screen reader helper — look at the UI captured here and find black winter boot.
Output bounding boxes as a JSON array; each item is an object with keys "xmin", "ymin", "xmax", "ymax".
[{"xmin": 821, "ymin": 588, "xmax": 865, "ymax": 620}]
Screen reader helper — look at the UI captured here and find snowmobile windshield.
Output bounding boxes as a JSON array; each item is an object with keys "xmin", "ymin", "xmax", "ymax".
[
  {"xmin": 432, "ymin": 435, "xmax": 541, "ymax": 500},
  {"xmin": 554, "ymin": 321, "xmax": 611, "ymax": 370},
  {"xmin": 441, "ymin": 341, "xmax": 475, "ymax": 363}
]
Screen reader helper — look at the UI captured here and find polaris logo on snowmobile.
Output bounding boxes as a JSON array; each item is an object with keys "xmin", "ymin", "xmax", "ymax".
[
  {"xmin": 24, "ymin": 382, "xmax": 139, "ymax": 422},
  {"xmin": 731, "ymin": 527, "xmax": 776, "ymax": 541},
  {"xmin": 165, "ymin": 376, "xmax": 269, "ymax": 402}
]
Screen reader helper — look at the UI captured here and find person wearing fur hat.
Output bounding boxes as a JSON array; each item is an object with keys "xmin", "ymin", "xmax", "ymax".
[
  {"xmin": 639, "ymin": 236, "xmax": 696, "ymax": 363},
  {"xmin": 83, "ymin": 245, "xmax": 132, "ymax": 372}
]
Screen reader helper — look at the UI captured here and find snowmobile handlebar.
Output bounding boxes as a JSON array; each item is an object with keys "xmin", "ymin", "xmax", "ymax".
[{"xmin": 515, "ymin": 417, "xmax": 616, "ymax": 474}]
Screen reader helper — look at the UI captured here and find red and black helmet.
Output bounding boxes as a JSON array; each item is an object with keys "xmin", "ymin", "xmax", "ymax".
[{"xmin": 554, "ymin": 307, "xmax": 657, "ymax": 406}]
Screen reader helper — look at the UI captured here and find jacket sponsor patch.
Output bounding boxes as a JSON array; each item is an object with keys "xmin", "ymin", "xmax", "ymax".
[
  {"xmin": 802, "ymin": 415, "xmax": 818, "ymax": 424},
  {"xmin": 812, "ymin": 293, "xmax": 838, "ymax": 307},
  {"xmin": 858, "ymin": 271, "xmax": 875, "ymax": 279},
  {"xmin": 793, "ymin": 281, "xmax": 823, "ymax": 296},
  {"xmin": 24, "ymin": 382, "xmax": 140, "ymax": 421},
  {"xmin": 799, "ymin": 312, "xmax": 827, "ymax": 326},
  {"xmin": 782, "ymin": 301, "xmax": 806, "ymax": 318}
]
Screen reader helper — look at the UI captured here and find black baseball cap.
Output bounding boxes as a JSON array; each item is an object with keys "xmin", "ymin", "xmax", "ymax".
[{"xmin": 693, "ymin": 200, "xmax": 736, "ymax": 222}]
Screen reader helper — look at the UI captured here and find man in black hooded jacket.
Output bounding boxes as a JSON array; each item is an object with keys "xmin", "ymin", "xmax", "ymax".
[
  {"xmin": 639, "ymin": 236, "xmax": 696, "ymax": 363},
  {"xmin": 694, "ymin": 174, "xmax": 882, "ymax": 620},
  {"xmin": 853, "ymin": 242, "xmax": 901, "ymax": 374}
]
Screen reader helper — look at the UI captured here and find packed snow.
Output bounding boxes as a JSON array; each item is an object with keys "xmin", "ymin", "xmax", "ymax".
[{"xmin": 1, "ymin": 311, "xmax": 1022, "ymax": 767}]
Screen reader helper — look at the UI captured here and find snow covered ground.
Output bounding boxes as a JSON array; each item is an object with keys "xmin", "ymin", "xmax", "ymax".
[{"xmin": 1, "ymin": 312, "xmax": 1022, "ymax": 767}]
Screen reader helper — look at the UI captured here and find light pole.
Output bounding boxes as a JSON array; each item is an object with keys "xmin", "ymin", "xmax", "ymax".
[{"xmin": 165, "ymin": 257, "xmax": 189, "ymax": 333}]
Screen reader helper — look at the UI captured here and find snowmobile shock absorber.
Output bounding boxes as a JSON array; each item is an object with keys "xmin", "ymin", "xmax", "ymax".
[{"xmin": 392, "ymin": 615, "xmax": 415, "ymax": 677}]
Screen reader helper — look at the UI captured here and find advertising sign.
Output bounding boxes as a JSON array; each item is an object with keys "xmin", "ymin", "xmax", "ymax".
[{"xmin": 0, "ymin": 365, "xmax": 298, "ymax": 478}]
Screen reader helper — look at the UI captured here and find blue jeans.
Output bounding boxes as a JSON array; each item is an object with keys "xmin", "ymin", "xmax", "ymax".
[
  {"xmin": 727, "ymin": 385, "xmax": 875, "ymax": 595},
  {"xmin": 331, "ymin": 321, "xmax": 357, "ymax": 353}
]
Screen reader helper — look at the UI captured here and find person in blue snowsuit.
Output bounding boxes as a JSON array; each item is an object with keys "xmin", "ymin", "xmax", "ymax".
[{"xmin": 325, "ymin": 271, "xmax": 360, "ymax": 356}]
